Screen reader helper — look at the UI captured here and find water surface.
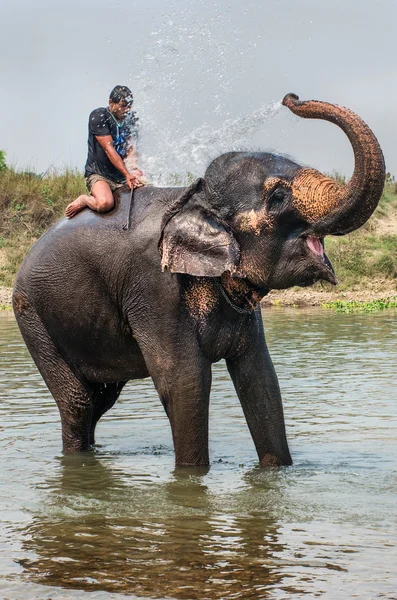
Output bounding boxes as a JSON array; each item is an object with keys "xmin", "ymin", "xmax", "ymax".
[{"xmin": 0, "ymin": 308, "xmax": 396, "ymax": 599}]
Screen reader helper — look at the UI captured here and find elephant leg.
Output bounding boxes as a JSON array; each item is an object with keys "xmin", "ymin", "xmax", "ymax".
[
  {"xmin": 14, "ymin": 306, "xmax": 95, "ymax": 452},
  {"xmin": 89, "ymin": 382, "xmax": 126, "ymax": 445},
  {"xmin": 226, "ymin": 317, "xmax": 292, "ymax": 467},
  {"xmin": 143, "ymin": 349, "xmax": 212, "ymax": 467}
]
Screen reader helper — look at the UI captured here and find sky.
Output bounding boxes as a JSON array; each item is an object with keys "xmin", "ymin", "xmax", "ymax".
[{"xmin": 1, "ymin": 0, "xmax": 396, "ymax": 183}]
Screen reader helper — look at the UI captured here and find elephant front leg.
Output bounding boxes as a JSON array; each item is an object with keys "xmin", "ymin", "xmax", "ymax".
[
  {"xmin": 149, "ymin": 355, "xmax": 212, "ymax": 467},
  {"xmin": 226, "ymin": 329, "xmax": 292, "ymax": 467}
]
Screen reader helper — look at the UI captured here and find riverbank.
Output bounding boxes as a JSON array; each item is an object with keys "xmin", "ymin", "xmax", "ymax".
[{"xmin": 262, "ymin": 279, "xmax": 397, "ymax": 306}]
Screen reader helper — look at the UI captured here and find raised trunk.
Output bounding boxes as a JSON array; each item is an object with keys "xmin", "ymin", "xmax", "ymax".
[{"xmin": 282, "ymin": 94, "xmax": 385, "ymax": 235}]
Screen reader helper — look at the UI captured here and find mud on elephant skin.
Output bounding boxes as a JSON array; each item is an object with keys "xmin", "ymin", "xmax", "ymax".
[{"xmin": 13, "ymin": 94, "xmax": 385, "ymax": 467}]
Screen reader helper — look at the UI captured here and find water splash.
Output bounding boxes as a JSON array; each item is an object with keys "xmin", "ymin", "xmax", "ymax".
[
  {"xmin": 125, "ymin": 3, "xmax": 285, "ymax": 186},
  {"xmin": 140, "ymin": 101, "xmax": 282, "ymax": 186}
]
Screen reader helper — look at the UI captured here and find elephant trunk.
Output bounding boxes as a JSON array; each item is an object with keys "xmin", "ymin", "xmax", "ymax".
[{"xmin": 282, "ymin": 93, "xmax": 385, "ymax": 235}]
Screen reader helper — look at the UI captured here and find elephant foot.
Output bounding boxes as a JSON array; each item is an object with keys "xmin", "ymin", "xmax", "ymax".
[
  {"xmin": 174, "ymin": 446, "xmax": 210, "ymax": 468},
  {"xmin": 260, "ymin": 453, "xmax": 293, "ymax": 468}
]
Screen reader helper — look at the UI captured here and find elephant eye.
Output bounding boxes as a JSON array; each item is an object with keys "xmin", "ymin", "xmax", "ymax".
[{"xmin": 268, "ymin": 187, "xmax": 286, "ymax": 208}]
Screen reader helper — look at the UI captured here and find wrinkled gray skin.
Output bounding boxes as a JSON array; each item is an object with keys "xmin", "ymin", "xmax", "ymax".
[{"xmin": 12, "ymin": 152, "xmax": 361, "ymax": 467}]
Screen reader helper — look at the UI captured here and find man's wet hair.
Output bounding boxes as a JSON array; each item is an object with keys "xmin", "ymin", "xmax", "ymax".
[{"xmin": 109, "ymin": 85, "xmax": 133, "ymax": 105}]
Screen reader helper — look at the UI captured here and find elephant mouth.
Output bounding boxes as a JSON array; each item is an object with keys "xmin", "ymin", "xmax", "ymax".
[
  {"xmin": 306, "ymin": 236, "xmax": 324, "ymax": 256},
  {"xmin": 305, "ymin": 236, "xmax": 337, "ymax": 284}
]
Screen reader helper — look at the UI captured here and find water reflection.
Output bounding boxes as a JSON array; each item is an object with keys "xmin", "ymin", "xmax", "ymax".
[{"xmin": 20, "ymin": 455, "xmax": 286, "ymax": 598}]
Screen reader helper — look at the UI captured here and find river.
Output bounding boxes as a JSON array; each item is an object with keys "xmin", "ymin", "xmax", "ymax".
[{"xmin": 0, "ymin": 308, "xmax": 396, "ymax": 599}]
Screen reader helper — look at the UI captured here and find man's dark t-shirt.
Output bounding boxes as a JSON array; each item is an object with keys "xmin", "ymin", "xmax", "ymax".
[{"xmin": 84, "ymin": 107, "xmax": 139, "ymax": 183}]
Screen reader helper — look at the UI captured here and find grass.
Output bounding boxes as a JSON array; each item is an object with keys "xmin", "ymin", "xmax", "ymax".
[
  {"xmin": 322, "ymin": 297, "xmax": 397, "ymax": 313},
  {"xmin": 0, "ymin": 167, "xmax": 86, "ymax": 286},
  {"xmin": 0, "ymin": 165, "xmax": 397, "ymax": 289},
  {"xmin": 323, "ymin": 232, "xmax": 397, "ymax": 288}
]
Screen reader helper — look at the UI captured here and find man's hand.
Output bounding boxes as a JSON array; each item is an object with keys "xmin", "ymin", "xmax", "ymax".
[
  {"xmin": 125, "ymin": 172, "xmax": 135, "ymax": 189},
  {"xmin": 130, "ymin": 168, "xmax": 146, "ymax": 188},
  {"xmin": 125, "ymin": 170, "xmax": 145, "ymax": 189}
]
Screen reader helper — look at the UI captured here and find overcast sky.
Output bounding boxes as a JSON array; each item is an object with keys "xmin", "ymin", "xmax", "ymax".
[{"xmin": 1, "ymin": 0, "xmax": 396, "ymax": 183}]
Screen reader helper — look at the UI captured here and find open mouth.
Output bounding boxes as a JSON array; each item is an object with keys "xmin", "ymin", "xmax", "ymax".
[
  {"xmin": 305, "ymin": 236, "xmax": 337, "ymax": 283},
  {"xmin": 306, "ymin": 236, "xmax": 324, "ymax": 257}
]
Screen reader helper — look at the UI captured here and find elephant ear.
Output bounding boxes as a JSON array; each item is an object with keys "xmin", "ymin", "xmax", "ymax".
[{"xmin": 160, "ymin": 179, "xmax": 240, "ymax": 277}]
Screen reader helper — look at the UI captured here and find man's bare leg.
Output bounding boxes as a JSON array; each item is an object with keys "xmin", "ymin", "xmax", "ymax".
[{"xmin": 65, "ymin": 181, "xmax": 115, "ymax": 218}]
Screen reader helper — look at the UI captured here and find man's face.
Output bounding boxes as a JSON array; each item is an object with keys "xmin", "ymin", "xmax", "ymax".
[{"xmin": 109, "ymin": 100, "xmax": 133, "ymax": 120}]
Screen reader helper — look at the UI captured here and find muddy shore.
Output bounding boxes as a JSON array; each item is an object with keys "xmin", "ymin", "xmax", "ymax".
[{"xmin": 1, "ymin": 282, "xmax": 396, "ymax": 310}]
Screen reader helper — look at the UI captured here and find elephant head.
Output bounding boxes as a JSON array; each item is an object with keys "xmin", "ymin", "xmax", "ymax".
[{"xmin": 160, "ymin": 94, "xmax": 385, "ymax": 295}]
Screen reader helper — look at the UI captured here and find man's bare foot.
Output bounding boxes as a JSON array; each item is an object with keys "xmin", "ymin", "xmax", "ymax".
[{"xmin": 65, "ymin": 196, "xmax": 88, "ymax": 218}]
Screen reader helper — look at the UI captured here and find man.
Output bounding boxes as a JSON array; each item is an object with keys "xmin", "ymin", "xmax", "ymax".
[{"xmin": 65, "ymin": 85, "xmax": 145, "ymax": 218}]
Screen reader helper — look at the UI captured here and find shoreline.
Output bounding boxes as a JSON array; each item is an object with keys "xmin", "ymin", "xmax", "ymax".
[
  {"xmin": 1, "ymin": 283, "xmax": 396, "ymax": 310},
  {"xmin": 261, "ymin": 284, "xmax": 397, "ymax": 307}
]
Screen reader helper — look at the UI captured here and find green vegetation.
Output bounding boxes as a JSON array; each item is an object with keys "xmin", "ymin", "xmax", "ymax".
[
  {"xmin": 0, "ymin": 153, "xmax": 396, "ymax": 292},
  {"xmin": 323, "ymin": 233, "xmax": 397, "ymax": 287},
  {"xmin": 0, "ymin": 161, "xmax": 86, "ymax": 286},
  {"xmin": 322, "ymin": 297, "xmax": 397, "ymax": 313}
]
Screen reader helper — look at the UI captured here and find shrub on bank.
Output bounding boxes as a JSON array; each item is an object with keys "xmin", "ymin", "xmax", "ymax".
[{"xmin": 322, "ymin": 297, "xmax": 397, "ymax": 312}]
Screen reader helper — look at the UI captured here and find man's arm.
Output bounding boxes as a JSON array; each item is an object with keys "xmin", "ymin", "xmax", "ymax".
[
  {"xmin": 96, "ymin": 135, "xmax": 141, "ymax": 188},
  {"xmin": 95, "ymin": 135, "xmax": 143, "ymax": 189}
]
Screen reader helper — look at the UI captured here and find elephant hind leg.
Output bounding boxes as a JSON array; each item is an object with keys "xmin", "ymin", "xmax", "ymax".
[
  {"xmin": 15, "ymin": 305, "xmax": 95, "ymax": 453},
  {"xmin": 89, "ymin": 381, "xmax": 126, "ymax": 445}
]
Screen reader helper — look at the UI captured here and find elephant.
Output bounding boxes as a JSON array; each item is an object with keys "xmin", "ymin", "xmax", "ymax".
[{"xmin": 12, "ymin": 94, "xmax": 385, "ymax": 467}]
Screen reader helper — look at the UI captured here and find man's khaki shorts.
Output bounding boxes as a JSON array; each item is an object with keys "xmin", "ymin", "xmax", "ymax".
[{"xmin": 86, "ymin": 174, "xmax": 125, "ymax": 193}]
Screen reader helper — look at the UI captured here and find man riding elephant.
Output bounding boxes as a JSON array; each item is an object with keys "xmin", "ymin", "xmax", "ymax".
[{"xmin": 65, "ymin": 85, "xmax": 146, "ymax": 218}]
